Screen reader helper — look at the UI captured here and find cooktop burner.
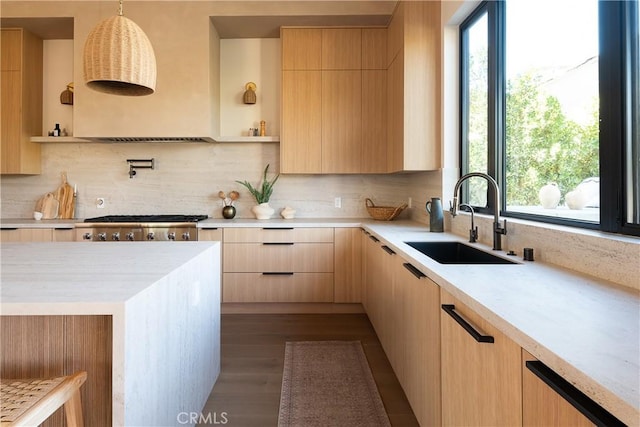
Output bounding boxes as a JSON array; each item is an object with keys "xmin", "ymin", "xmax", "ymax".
[{"xmin": 84, "ymin": 214, "xmax": 209, "ymax": 223}]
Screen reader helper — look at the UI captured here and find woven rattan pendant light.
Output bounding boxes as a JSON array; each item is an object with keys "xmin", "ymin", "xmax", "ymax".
[{"xmin": 83, "ymin": 0, "xmax": 156, "ymax": 96}]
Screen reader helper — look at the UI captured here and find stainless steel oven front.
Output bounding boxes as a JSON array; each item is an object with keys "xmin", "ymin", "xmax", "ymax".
[{"xmin": 75, "ymin": 224, "xmax": 199, "ymax": 242}]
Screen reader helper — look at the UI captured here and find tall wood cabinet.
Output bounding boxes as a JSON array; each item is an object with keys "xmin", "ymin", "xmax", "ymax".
[
  {"xmin": 281, "ymin": 27, "xmax": 386, "ymax": 174},
  {"xmin": 440, "ymin": 289, "xmax": 522, "ymax": 426},
  {"xmin": 281, "ymin": 2, "xmax": 440, "ymax": 174},
  {"xmin": 322, "ymin": 70, "xmax": 362, "ymax": 173},
  {"xmin": 361, "ymin": 29, "xmax": 388, "ymax": 173},
  {"xmin": 1, "ymin": 28, "xmax": 42, "ymax": 175},
  {"xmin": 386, "ymin": 1, "xmax": 441, "ymax": 172},
  {"xmin": 281, "ymin": 70, "xmax": 322, "ymax": 173}
]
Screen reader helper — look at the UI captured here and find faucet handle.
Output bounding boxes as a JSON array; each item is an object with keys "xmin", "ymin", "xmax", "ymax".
[
  {"xmin": 469, "ymin": 226, "xmax": 478, "ymax": 243},
  {"xmin": 495, "ymin": 218, "xmax": 507, "ymax": 235}
]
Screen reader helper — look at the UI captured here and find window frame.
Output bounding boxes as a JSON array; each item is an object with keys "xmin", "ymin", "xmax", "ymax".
[{"xmin": 459, "ymin": 0, "xmax": 640, "ymax": 237}]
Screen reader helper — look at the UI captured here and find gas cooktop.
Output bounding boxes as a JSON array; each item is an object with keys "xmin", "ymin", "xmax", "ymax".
[{"xmin": 84, "ymin": 215, "xmax": 209, "ymax": 223}]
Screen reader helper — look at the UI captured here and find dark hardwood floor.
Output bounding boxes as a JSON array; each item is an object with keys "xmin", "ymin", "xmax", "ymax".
[{"xmin": 200, "ymin": 313, "xmax": 420, "ymax": 427}]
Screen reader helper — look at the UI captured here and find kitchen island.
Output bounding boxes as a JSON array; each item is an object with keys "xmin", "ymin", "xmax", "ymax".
[{"xmin": 1, "ymin": 242, "xmax": 221, "ymax": 426}]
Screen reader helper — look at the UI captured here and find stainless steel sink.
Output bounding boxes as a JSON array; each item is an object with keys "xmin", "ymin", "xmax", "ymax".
[{"xmin": 404, "ymin": 241, "xmax": 517, "ymax": 265}]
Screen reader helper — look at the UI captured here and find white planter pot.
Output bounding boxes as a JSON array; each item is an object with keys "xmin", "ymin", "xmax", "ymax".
[{"xmin": 251, "ymin": 202, "xmax": 274, "ymax": 219}]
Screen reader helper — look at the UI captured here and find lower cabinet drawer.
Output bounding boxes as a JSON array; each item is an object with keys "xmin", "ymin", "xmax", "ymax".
[
  {"xmin": 223, "ymin": 273, "xmax": 334, "ymax": 303},
  {"xmin": 223, "ymin": 243, "xmax": 334, "ymax": 272},
  {"xmin": 223, "ymin": 227, "xmax": 334, "ymax": 243}
]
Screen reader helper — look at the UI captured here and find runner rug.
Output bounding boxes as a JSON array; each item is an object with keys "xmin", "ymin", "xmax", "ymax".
[{"xmin": 277, "ymin": 340, "xmax": 391, "ymax": 427}]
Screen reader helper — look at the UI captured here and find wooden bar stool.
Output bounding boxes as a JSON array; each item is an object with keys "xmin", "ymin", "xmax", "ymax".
[{"xmin": 0, "ymin": 371, "xmax": 87, "ymax": 426}]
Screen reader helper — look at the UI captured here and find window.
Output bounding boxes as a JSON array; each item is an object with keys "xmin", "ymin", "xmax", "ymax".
[{"xmin": 460, "ymin": 0, "xmax": 640, "ymax": 236}]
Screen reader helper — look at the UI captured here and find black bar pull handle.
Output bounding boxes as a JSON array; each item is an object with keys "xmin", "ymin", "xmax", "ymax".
[
  {"xmin": 200, "ymin": 227, "xmax": 219, "ymax": 230},
  {"xmin": 263, "ymin": 242, "xmax": 294, "ymax": 246},
  {"xmin": 368, "ymin": 235, "xmax": 380, "ymax": 242},
  {"xmin": 441, "ymin": 304, "xmax": 494, "ymax": 343},
  {"xmin": 262, "ymin": 227, "xmax": 294, "ymax": 230},
  {"xmin": 381, "ymin": 245, "xmax": 396, "ymax": 255},
  {"xmin": 1, "ymin": 228, "xmax": 18, "ymax": 230},
  {"xmin": 262, "ymin": 272, "xmax": 294, "ymax": 276},
  {"xmin": 403, "ymin": 263, "xmax": 426, "ymax": 279},
  {"xmin": 525, "ymin": 361, "xmax": 625, "ymax": 427}
]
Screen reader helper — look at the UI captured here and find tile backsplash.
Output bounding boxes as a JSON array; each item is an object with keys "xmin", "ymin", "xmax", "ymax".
[{"xmin": 0, "ymin": 141, "xmax": 418, "ymax": 220}]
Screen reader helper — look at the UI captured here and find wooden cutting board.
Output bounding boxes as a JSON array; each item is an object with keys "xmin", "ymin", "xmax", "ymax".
[
  {"xmin": 41, "ymin": 193, "xmax": 59, "ymax": 219},
  {"xmin": 54, "ymin": 172, "xmax": 74, "ymax": 219},
  {"xmin": 35, "ymin": 194, "xmax": 45, "ymax": 213}
]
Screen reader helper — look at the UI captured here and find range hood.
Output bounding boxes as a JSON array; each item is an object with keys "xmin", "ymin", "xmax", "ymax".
[
  {"xmin": 73, "ymin": 5, "xmax": 220, "ymax": 144},
  {"xmin": 86, "ymin": 136, "xmax": 215, "ymax": 143}
]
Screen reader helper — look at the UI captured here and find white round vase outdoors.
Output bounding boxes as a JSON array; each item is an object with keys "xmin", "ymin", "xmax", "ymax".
[
  {"xmin": 565, "ymin": 190, "xmax": 588, "ymax": 210},
  {"xmin": 538, "ymin": 183, "xmax": 561, "ymax": 209}
]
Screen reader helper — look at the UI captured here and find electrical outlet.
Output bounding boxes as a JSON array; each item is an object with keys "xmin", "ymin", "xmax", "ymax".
[
  {"xmin": 96, "ymin": 198, "xmax": 105, "ymax": 208},
  {"xmin": 334, "ymin": 197, "xmax": 342, "ymax": 208},
  {"xmin": 408, "ymin": 197, "xmax": 413, "ymax": 208}
]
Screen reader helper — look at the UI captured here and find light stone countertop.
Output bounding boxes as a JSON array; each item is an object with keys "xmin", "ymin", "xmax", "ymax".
[
  {"xmin": 0, "ymin": 242, "xmax": 218, "ymax": 312},
  {"xmin": 197, "ymin": 217, "xmax": 366, "ymax": 228},
  {"xmin": 0, "ymin": 217, "xmax": 366, "ymax": 229},
  {"xmin": 1, "ymin": 218, "xmax": 80, "ymax": 229},
  {"xmin": 361, "ymin": 220, "xmax": 639, "ymax": 426}
]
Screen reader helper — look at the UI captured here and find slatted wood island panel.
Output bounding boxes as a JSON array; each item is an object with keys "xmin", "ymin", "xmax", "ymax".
[{"xmin": 1, "ymin": 315, "xmax": 112, "ymax": 426}]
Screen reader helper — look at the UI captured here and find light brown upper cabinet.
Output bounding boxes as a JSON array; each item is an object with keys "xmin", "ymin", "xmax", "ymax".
[
  {"xmin": 386, "ymin": 1, "xmax": 441, "ymax": 172},
  {"xmin": 1, "ymin": 28, "xmax": 42, "ymax": 175},
  {"xmin": 362, "ymin": 70, "xmax": 388, "ymax": 173},
  {"xmin": 281, "ymin": 70, "xmax": 322, "ymax": 173},
  {"xmin": 362, "ymin": 28, "xmax": 388, "ymax": 173},
  {"xmin": 281, "ymin": 27, "xmax": 386, "ymax": 174},
  {"xmin": 321, "ymin": 70, "xmax": 362, "ymax": 173},
  {"xmin": 321, "ymin": 28, "xmax": 361, "ymax": 70},
  {"xmin": 362, "ymin": 28, "xmax": 387, "ymax": 70},
  {"xmin": 281, "ymin": 2, "xmax": 440, "ymax": 174},
  {"xmin": 281, "ymin": 28, "xmax": 322, "ymax": 70}
]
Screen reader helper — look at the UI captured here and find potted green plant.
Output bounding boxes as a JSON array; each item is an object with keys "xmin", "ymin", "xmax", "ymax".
[{"xmin": 236, "ymin": 164, "xmax": 279, "ymax": 219}]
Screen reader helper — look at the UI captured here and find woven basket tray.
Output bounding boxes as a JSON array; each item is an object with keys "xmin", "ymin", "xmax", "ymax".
[{"xmin": 365, "ymin": 198, "xmax": 408, "ymax": 221}]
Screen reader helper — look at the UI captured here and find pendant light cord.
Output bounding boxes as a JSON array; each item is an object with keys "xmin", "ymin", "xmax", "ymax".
[{"xmin": 118, "ymin": 0, "xmax": 123, "ymax": 16}]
